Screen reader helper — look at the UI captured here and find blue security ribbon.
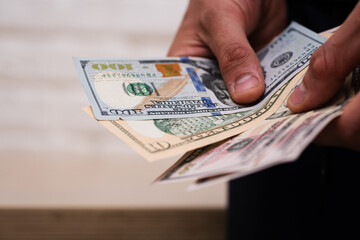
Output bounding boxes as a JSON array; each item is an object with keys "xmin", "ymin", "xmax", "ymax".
[{"xmin": 186, "ymin": 67, "xmax": 206, "ymax": 92}]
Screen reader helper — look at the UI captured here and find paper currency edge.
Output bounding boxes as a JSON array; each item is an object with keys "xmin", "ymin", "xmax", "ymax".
[{"xmin": 77, "ymin": 26, "xmax": 331, "ymax": 162}]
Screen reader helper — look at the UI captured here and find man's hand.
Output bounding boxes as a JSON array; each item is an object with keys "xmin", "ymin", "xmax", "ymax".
[
  {"xmin": 168, "ymin": 0, "xmax": 287, "ymax": 104},
  {"xmin": 288, "ymin": 2, "xmax": 360, "ymax": 150}
]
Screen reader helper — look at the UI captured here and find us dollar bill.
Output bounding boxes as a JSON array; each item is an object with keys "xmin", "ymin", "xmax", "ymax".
[
  {"xmin": 155, "ymin": 66, "xmax": 360, "ymax": 188},
  {"xmin": 75, "ymin": 22, "xmax": 326, "ymax": 120},
  {"xmin": 83, "ymin": 67, "xmax": 304, "ymax": 161}
]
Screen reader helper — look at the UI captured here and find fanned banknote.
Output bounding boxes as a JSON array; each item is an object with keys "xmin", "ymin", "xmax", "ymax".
[
  {"xmin": 76, "ymin": 22, "xmax": 326, "ymax": 120},
  {"xmin": 83, "ymin": 68, "xmax": 305, "ymax": 161},
  {"xmin": 155, "ymin": 66, "xmax": 360, "ymax": 189}
]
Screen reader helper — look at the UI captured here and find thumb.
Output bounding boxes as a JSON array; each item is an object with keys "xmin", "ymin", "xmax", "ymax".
[
  {"xmin": 288, "ymin": 2, "xmax": 360, "ymax": 112},
  {"xmin": 214, "ymin": 33, "xmax": 265, "ymax": 104},
  {"xmin": 201, "ymin": 4, "xmax": 265, "ymax": 104}
]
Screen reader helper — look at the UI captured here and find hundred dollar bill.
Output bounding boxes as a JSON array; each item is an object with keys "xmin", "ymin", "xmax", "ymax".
[
  {"xmin": 76, "ymin": 22, "xmax": 326, "ymax": 120},
  {"xmin": 83, "ymin": 67, "xmax": 304, "ymax": 161},
  {"xmin": 155, "ymin": 66, "xmax": 360, "ymax": 188}
]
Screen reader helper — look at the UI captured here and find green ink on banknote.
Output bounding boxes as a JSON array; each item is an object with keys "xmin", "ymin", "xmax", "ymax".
[{"xmin": 127, "ymin": 83, "xmax": 153, "ymax": 96}]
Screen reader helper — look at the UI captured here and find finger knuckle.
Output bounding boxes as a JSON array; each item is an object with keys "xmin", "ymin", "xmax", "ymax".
[{"xmin": 220, "ymin": 43, "xmax": 252, "ymax": 72}]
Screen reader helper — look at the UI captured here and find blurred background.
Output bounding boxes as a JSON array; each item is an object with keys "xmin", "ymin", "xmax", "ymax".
[{"xmin": 0, "ymin": 0, "xmax": 226, "ymax": 239}]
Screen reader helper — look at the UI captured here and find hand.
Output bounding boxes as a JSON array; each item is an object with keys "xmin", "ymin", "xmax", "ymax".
[
  {"xmin": 168, "ymin": 0, "xmax": 287, "ymax": 104},
  {"xmin": 287, "ymin": 2, "xmax": 360, "ymax": 151}
]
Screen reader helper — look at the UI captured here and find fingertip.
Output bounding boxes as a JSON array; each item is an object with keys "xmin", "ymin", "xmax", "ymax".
[
  {"xmin": 229, "ymin": 75, "xmax": 265, "ymax": 104},
  {"xmin": 216, "ymin": 41, "xmax": 266, "ymax": 104}
]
